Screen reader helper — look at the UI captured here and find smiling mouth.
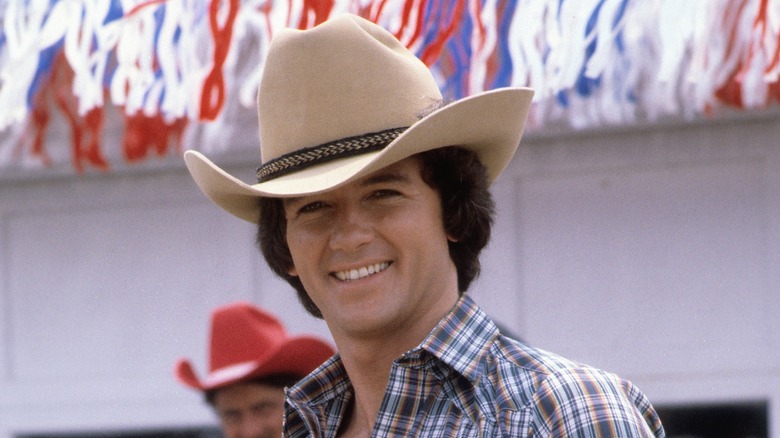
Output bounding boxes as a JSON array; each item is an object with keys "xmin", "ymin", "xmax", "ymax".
[{"xmin": 333, "ymin": 262, "xmax": 391, "ymax": 281}]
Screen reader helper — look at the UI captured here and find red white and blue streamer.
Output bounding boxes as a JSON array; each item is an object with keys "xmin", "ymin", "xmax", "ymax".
[{"xmin": 1, "ymin": 0, "xmax": 779, "ymax": 173}]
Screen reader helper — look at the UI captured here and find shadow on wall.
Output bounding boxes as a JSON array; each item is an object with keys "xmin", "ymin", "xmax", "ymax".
[
  {"xmin": 654, "ymin": 401, "xmax": 768, "ymax": 438},
  {"xmin": 18, "ymin": 428, "xmax": 223, "ymax": 438},
  {"xmin": 15, "ymin": 403, "xmax": 768, "ymax": 438}
]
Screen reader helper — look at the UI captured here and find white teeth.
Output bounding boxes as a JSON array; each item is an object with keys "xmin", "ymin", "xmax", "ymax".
[{"xmin": 335, "ymin": 262, "xmax": 389, "ymax": 281}]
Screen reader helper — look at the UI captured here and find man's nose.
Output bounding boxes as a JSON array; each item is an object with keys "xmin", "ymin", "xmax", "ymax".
[{"xmin": 328, "ymin": 204, "xmax": 374, "ymax": 252}]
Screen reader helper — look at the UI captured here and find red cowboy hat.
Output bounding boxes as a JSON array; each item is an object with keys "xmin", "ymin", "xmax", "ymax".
[{"xmin": 174, "ymin": 301, "xmax": 335, "ymax": 391}]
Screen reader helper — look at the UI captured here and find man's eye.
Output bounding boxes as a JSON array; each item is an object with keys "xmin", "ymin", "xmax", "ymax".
[
  {"xmin": 299, "ymin": 201, "xmax": 325, "ymax": 213},
  {"xmin": 371, "ymin": 189, "xmax": 400, "ymax": 199},
  {"xmin": 219, "ymin": 411, "xmax": 241, "ymax": 425}
]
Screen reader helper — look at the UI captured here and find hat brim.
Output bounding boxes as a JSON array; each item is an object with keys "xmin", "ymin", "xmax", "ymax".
[
  {"xmin": 184, "ymin": 87, "xmax": 534, "ymax": 223},
  {"xmin": 174, "ymin": 335, "xmax": 335, "ymax": 391}
]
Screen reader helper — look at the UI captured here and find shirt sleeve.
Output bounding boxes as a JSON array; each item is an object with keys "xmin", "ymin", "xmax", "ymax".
[{"xmin": 531, "ymin": 366, "xmax": 666, "ymax": 437}]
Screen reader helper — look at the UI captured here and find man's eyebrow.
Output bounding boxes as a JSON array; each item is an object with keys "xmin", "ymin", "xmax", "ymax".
[
  {"xmin": 282, "ymin": 170, "xmax": 411, "ymax": 207},
  {"xmin": 283, "ymin": 196, "xmax": 303, "ymax": 207},
  {"xmin": 361, "ymin": 170, "xmax": 411, "ymax": 186},
  {"xmin": 218, "ymin": 407, "xmax": 240, "ymax": 415}
]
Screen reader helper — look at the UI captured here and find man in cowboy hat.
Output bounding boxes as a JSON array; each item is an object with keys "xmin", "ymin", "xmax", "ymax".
[
  {"xmin": 175, "ymin": 302, "xmax": 334, "ymax": 438},
  {"xmin": 184, "ymin": 13, "xmax": 664, "ymax": 437}
]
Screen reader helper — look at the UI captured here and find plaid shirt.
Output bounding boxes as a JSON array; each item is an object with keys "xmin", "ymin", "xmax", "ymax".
[{"xmin": 284, "ymin": 295, "xmax": 665, "ymax": 437}]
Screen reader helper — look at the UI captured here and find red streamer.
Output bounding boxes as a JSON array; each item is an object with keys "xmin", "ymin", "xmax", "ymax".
[
  {"xmin": 297, "ymin": 0, "xmax": 334, "ymax": 29},
  {"xmin": 17, "ymin": 52, "xmax": 109, "ymax": 173},
  {"xmin": 199, "ymin": 0, "xmax": 239, "ymax": 121},
  {"xmin": 715, "ymin": 0, "xmax": 780, "ymax": 108},
  {"xmin": 418, "ymin": 1, "xmax": 466, "ymax": 67},
  {"xmin": 123, "ymin": 113, "xmax": 188, "ymax": 162}
]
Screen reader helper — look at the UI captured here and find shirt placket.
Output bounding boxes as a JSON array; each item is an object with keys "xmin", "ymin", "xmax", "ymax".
[{"xmin": 372, "ymin": 353, "xmax": 444, "ymax": 436}]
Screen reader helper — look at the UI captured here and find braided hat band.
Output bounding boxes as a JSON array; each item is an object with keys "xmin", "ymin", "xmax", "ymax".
[{"xmin": 256, "ymin": 127, "xmax": 408, "ymax": 183}]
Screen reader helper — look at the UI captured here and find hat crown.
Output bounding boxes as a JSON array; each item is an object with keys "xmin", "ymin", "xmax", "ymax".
[
  {"xmin": 208, "ymin": 303, "xmax": 286, "ymax": 372},
  {"xmin": 257, "ymin": 14, "xmax": 443, "ymax": 164}
]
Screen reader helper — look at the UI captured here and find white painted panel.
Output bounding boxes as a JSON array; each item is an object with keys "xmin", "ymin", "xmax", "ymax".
[
  {"xmin": 6, "ymin": 202, "xmax": 248, "ymax": 381},
  {"xmin": 468, "ymin": 177, "xmax": 525, "ymax": 338},
  {"xmin": 517, "ymin": 158, "xmax": 772, "ymax": 377},
  {"xmin": 0, "ymin": 168, "xmax": 259, "ymax": 417}
]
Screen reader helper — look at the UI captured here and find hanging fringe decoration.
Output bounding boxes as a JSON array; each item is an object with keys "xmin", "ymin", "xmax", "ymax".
[{"xmin": 1, "ymin": 0, "xmax": 780, "ymax": 174}]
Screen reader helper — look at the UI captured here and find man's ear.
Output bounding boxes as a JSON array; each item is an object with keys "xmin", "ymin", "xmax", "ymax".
[
  {"xmin": 447, "ymin": 234, "xmax": 459, "ymax": 243},
  {"xmin": 288, "ymin": 265, "xmax": 298, "ymax": 277}
]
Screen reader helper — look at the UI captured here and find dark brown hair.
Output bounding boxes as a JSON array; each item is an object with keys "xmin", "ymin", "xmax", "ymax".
[{"xmin": 256, "ymin": 146, "xmax": 495, "ymax": 319}]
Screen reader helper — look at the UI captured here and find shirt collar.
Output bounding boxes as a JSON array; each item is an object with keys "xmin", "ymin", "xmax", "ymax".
[
  {"xmin": 286, "ymin": 294, "xmax": 499, "ymax": 405},
  {"xmin": 287, "ymin": 352, "xmax": 350, "ymax": 406},
  {"xmin": 416, "ymin": 293, "xmax": 499, "ymax": 385}
]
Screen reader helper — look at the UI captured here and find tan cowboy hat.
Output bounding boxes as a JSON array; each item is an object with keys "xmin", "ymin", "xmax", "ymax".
[
  {"xmin": 184, "ymin": 14, "xmax": 534, "ymax": 223},
  {"xmin": 174, "ymin": 301, "xmax": 335, "ymax": 391}
]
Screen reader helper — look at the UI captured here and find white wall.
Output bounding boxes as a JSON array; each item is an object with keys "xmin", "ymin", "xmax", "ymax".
[{"xmin": 1, "ymin": 113, "xmax": 778, "ymax": 436}]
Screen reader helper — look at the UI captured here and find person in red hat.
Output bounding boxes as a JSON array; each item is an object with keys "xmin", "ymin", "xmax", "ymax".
[{"xmin": 175, "ymin": 302, "xmax": 334, "ymax": 438}]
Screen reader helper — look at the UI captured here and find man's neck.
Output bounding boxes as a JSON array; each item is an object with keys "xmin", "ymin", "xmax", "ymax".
[
  {"xmin": 335, "ymin": 325, "xmax": 417, "ymax": 432},
  {"xmin": 335, "ymin": 344, "xmax": 394, "ymax": 437},
  {"xmin": 331, "ymin": 294, "xmax": 461, "ymax": 435}
]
